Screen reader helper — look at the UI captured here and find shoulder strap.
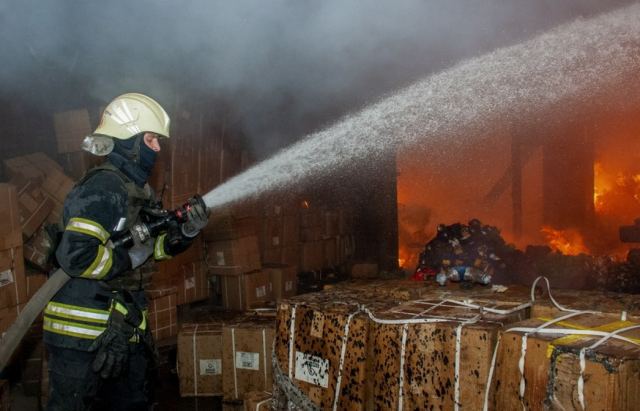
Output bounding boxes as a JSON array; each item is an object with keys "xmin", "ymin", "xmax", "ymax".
[{"xmin": 76, "ymin": 162, "xmax": 131, "ymax": 187}]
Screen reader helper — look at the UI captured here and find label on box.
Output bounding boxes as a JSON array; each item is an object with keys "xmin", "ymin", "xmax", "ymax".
[
  {"xmin": 216, "ymin": 251, "xmax": 225, "ymax": 266},
  {"xmin": 295, "ymin": 351, "xmax": 329, "ymax": 388},
  {"xmin": 272, "ymin": 236, "xmax": 280, "ymax": 246},
  {"xmin": 185, "ymin": 276, "xmax": 195, "ymax": 290},
  {"xmin": 0, "ymin": 270, "xmax": 14, "ymax": 288},
  {"xmin": 199, "ymin": 359, "xmax": 222, "ymax": 375},
  {"xmin": 285, "ymin": 280, "xmax": 293, "ymax": 292},
  {"xmin": 310, "ymin": 311, "xmax": 324, "ymax": 338},
  {"xmin": 235, "ymin": 351, "xmax": 260, "ymax": 370},
  {"xmin": 255, "ymin": 285, "xmax": 267, "ymax": 298}
]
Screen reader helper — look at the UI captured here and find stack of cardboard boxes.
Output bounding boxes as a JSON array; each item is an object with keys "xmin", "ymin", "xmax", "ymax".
[{"xmin": 0, "ymin": 184, "xmax": 27, "ymax": 335}]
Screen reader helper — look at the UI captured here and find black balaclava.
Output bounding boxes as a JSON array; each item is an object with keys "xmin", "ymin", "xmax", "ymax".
[{"xmin": 107, "ymin": 133, "xmax": 157, "ymax": 187}]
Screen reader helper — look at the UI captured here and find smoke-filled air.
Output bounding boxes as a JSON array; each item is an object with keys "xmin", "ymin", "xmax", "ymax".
[{"xmin": 203, "ymin": 3, "xmax": 640, "ymax": 210}]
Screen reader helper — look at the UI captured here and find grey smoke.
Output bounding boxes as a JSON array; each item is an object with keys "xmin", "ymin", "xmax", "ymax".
[
  {"xmin": 0, "ymin": 0, "xmax": 635, "ymax": 154},
  {"xmin": 203, "ymin": 2, "xmax": 640, "ymax": 210}
]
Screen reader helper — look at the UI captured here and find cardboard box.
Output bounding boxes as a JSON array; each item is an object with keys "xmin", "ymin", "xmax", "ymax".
[
  {"xmin": 300, "ymin": 241, "xmax": 323, "ymax": 271},
  {"xmin": 264, "ymin": 264, "xmax": 297, "ymax": 301},
  {"xmin": 350, "ymin": 263, "xmax": 378, "ymax": 279},
  {"xmin": 154, "ymin": 237, "xmax": 204, "ymax": 284},
  {"xmin": 281, "ymin": 246, "xmax": 299, "ymax": 267},
  {"xmin": 0, "ymin": 303, "xmax": 25, "ymax": 335},
  {"xmin": 222, "ymin": 317, "xmax": 275, "ymax": 401},
  {"xmin": 261, "ymin": 217, "xmax": 283, "ymax": 250},
  {"xmin": 177, "ymin": 323, "xmax": 223, "ymax": 397},
  {"xmin": 206, "ymin": 236, "xmax": 261, "ymax": 276},
  {"xmin": 174, "ymin": 261, "xmax": 210, "ymax": 306},
  {"xmin": 491, "ymin": 315, "xmax": 640, "ymax": 411},
  {"xmin": 219, "ymin": 271, "xmax": 272, "ymax": 311},
  {"xmin": 26, "ymin": 269, "xmax": 48, "ymax": 300},
  {"xmin": 53, "ymin": 109, "xmax": 92, "ymax": 153},
  {"xmin": 323, "ymin": 211, "xmax": 339, "ymax": 238},
  {"xmin": 261, "ymin": 247, "xmax": 282, "ymax": 265},
  {"xmin": 204, "ymin": 214, "xmax": 258, "ymax": 242},
  {"xmin": 244, "ymin": 391, "xmax": 272, "ymax": 411},
  {"xmin": 14, "ymin": 179, "xmax": 54, "ymax": 239},
  {"xmin": 0, "ymin": 247, "xmax": 26, "ymax": 310},
  {"xmin": 24, "ymin": 226, "xmax": 53, "ymax": 270},
  {"xmin": 323, "ymin": 238, "xmax": 337, "ymax": 267},
  {"xmin": 0, "ymin": 184, "xmax": 22, "ymax": 250},
  {"xmin": 146, "ymin": 287, "xmax": 178, "ymax": 341}
]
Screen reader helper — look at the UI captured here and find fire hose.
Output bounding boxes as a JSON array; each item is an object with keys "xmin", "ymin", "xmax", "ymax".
[{"xmin": 0, "ymin": 195, "xmax": 207, "ymax": 372}]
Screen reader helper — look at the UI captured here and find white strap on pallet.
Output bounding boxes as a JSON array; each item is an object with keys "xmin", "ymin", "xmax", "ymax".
[
  {"xmin": 192, "ymin": 324, "xmax": 199, "ymax": 396},
  {"xmin": 332, "ymin": 310, "xmax": 359, "ymax": 411},
  {"xmin": 482, "ymin": 333, "xmax": 502, "ymax": 411},
  {"xmin": 262, "ymin": 328, "xmax": 268, "ymax": 389},
  {"xmin": 232, "ymin": 327, "xmax": 238, "ymax": 399},
  {"xmin": 397, "ymin": 323, "xmax": 409, "ymax": 411},
  {"xmin": 454, "ymin": 324, "xmax": 463, "ymax": 411},
  {"xmin": 288, "ymin": 305, "xmax": 297, "ymax": 380}
]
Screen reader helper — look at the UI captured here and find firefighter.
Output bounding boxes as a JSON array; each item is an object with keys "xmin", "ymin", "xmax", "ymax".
[{"xmin": 43, "ymin": 93, "xmax": 208, "ymax": 410}]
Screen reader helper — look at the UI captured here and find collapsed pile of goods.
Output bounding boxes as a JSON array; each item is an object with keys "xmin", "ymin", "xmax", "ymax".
[{"xmin": 414, "ymin": 219, "xmax": 514, "ymax": 286}]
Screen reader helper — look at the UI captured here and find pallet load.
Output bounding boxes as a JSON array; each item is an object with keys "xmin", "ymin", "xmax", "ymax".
[
  {"xmin": 222, "ymin": 316, "xmax": 275, "ymax": 402},
  {"xmin": 177, "ymin": 323, "xmax": 224, "ymax": 397},
  {"xmin": 488, "ymin": 279, "xmax": 640, "ymax": 410},
  {"xmin": 364, "ymin": 295, "xmax": 529, "ymax": 410},
  {"xmin": 273, "ymin": 290, "xmax": 389, "ymax": 410}
]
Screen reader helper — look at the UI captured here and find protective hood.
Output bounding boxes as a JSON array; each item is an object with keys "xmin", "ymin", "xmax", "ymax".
[{"xmin": 106, "ymin": 134, "xmax": 157, "ymax": 187}]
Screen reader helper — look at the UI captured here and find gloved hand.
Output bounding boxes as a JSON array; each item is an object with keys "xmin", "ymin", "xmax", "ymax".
[
  {"xmin": 180, "ymin": 198, "xmax": 209, "ymax": 238},
  {"xmin": 89, "ymin": 304, "xmax": 135, "ymax": 379},
  {"xmin": 128, "ymin": 238, "xmax": 154, "ymax": 269}
]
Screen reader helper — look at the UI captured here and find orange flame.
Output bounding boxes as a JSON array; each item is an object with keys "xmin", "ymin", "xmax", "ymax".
[{"xmin": 541, "ymin": 226, "xmax": 589, "ymax": 255}]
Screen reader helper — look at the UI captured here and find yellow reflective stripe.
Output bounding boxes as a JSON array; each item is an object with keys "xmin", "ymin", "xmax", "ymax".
[
  {"xmin": 80, "ymin": 245, "xmax": 113, "ymax": 279},
  {"xmin": 45, "ymin": 302, "xmax": 109, "ymax": 324},
  {"xmin": 66, "ymin": 217, "xmax": 109, "ymax": 244},
  {"xmin": 139, "ymin": 311, "xmax": 147, "ymax": 331},
  {"xmin": 112, "ymin": 301, "xmax": 129, "ymax": 316},
  {"xmin": 43, "ymin": 317, "xmax": 105, "ymax": 339},
  {"xmin": 154, "ymin": 233, "xmax": 171, "ymax": 260}
]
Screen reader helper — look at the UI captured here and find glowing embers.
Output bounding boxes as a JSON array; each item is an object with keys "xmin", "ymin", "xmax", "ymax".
[{"xmin": 540, "ymin": 226, "xmax": 589, "ymax": 256}]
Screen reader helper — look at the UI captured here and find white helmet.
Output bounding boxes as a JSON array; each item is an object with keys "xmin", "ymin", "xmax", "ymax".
[{"xmin": 82, "ymin": 93, "xmax": 170, "ymax": 156}]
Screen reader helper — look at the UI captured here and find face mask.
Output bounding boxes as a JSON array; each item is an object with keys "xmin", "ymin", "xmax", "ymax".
[{"xmin": 138, "ymin": 139, "xmax": 158, "ymax": 175}]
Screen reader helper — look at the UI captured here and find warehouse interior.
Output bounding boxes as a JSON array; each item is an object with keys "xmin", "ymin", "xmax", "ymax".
[{"xmin": 1, "ymin": 1, "xmax": 640, "ymax": 410}]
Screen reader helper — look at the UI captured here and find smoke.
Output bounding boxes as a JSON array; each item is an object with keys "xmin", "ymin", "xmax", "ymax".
[{"xmin": 0, "ymin": 0, "xmax": 635, "ymax": 154}]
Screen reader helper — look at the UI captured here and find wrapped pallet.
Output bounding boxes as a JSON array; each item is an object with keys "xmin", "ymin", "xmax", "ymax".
[
  {"xmin": 222, "ymin": 316, "xmax": 275, "ymax": 401},
  {"xmin": 490, "ymin": 313, "xmax": 640, "ymax": 410},
  {"xmin": 365, "ymin": 296, "xmax": 529, "ymax": 410},
  {"xmin": 177, "ymin": 323, "xmax": 224, "ymax": 397},
  {"xmin": 274, "ymin": 291, "xmax": 387, "ymax": 410}
]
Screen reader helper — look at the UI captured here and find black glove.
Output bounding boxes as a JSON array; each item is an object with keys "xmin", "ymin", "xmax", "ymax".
[
  {"xmin": 89, "ymin": 301, "xmax": 135, "ymax": 379},
  {"xmin": 180, "ymin": 198, "xmax": 209, "ymax": 238}
]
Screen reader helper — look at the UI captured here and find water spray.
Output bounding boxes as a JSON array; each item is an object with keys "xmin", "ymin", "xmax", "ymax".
[{"xmin": 203, "ymin": 3, "xmax": 640, "ymax": 212}]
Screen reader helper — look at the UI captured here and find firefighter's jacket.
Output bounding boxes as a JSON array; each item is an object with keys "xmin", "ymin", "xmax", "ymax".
[{"xmin": 43, "ymin": 161, "xmax": 184, "ymax": 350}]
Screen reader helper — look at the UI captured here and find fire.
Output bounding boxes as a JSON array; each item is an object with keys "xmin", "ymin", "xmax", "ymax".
[
  {"xmin": 593, "ymin": 162, "xmax": 610, "ymax": 212},
  {"xmin": 541, "ymin": 226, "xmax": 589, "ymax": 255}
]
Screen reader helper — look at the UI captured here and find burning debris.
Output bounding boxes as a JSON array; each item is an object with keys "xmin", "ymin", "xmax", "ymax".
[
  {"xmin": 413, "ymin": 219, "xmax": 514, "ymax": 286},
  {"xmin": 413, "ymin": 219, "xmax": 640, "ymax": 293}
]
